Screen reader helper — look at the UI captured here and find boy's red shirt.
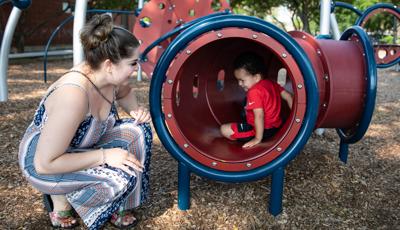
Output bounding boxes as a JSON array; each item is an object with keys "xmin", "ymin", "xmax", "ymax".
[{"xmin": 245, "ymin": 79, "xmax": 284, "ymax": 129}]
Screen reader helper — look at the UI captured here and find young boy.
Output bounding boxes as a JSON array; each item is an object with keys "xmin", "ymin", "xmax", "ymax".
[{"xmin": 220, "ymin": 52, "xmax": 293, "ymax": 148}]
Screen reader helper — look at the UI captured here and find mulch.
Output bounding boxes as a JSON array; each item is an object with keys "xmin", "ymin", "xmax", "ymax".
[{"xmin": 0, "ymin": 58, "xmax": 399, "ymax": 229}]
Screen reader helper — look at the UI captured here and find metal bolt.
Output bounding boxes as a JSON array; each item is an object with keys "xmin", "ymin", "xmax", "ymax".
[
  {"xmin": 302, "ymin": 35, "xmax": 306, "ymax": 39},
  {"xmin": 252, "ymin": 34, "xmax": 258, "ymax": 39},
  {"xmin": 217, "ymin": 32, "xmax": 223, "ymax": 38},
  {"xmin": 362, "ymin": 53, "xmax": 365, "ymax": 56},
  {"xmin": 246, "ymin": 163, "xmax": 252, "ymax": 168},
  {"xmin": 183, "ymin": 144, "xmax": 189, "ymax": 148},
  {"xmin": 186, "ymin": 50, "xmax": 191, "ymax": 55},
  {"xmin": 277, "ymin": 147, "xmax": 282, "ymax": 152},
  {"xmin": 282, "ymin": 53, "xmax": 287, "ymax": 58},
  {"xmin": 212, "ymin": 162, "xmax": 217, "ymax": 166},
  {"xmin": 317, "ymin": 49, "xmax": 321, "ymax": 56},
  {"xmin": 295, "ymin": 118, "xmax": 301, "ymax": 123},
  {"xmin": 324, "ymin": 75, "xmax": 329, "ymax": 81},
  {"xmin": 167, "ymin": 113, "xmax": 172, "ymax": 118},
  {"xmin": 297, "ymin": 84, "xmax": 303, "ymax": 89},
  {"xmin": 323, "ymin": 103, "xmax": 327, "ymax": 107},
  {"xmin": 167, "ymin": 79, "xmax": 173, "ymax": 84}
]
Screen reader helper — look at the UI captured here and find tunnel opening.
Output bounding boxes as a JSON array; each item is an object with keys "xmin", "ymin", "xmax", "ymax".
[{"xmin": 162, "ymin": 29, "xmax": 306, "ymax": 171}]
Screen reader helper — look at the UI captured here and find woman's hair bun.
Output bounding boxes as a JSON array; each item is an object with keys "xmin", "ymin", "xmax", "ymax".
[{"xmin": 80, "ymin": 14, "xmax": 113, "ymax": 50}]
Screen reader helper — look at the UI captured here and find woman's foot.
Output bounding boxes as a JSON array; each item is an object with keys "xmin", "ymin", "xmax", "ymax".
[
  {"xmin": 46, "ymin": 195, "xmax": 79, "ymax": 229},
  {"xmin": 49, "ymin": 210, "xmax": 78, "ymax": 229},
  {"xmin": 110, "ymin": 210, "xmax": 138, "ymax": 229}
]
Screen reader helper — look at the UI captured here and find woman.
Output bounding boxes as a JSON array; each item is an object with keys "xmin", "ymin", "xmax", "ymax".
[{"xmin": 18, "ymin": 14, "xmax": 152, "ymax": 229}]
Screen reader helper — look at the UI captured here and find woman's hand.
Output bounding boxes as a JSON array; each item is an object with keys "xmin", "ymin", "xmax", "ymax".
[
  {"xmin": 129, "ymin": 107, "xmax": 151, "ymax": 124},
  {"xmin": 103, "ymin": 148, "xmax": 143, "ymax": 175},
  {"xmin": 242, "ymin": 138, "xmax": 261, "ymax": 149}
]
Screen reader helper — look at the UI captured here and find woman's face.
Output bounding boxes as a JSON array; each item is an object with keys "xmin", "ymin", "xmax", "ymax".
[{"xmin": 110, "ymin": 48, "xmax": 139, "ymax": 85}]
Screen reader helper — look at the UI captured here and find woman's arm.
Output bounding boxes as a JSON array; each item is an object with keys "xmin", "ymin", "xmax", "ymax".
[
  {"xmin": 34, "ymin": 86, "xmax": 142, "ymax": 175},
  {"xmin": 116, "ymin": 83, "xmax": 151, "ymax": 124},
  {"xmin": 243, "ymin": 108, "xmax": 264, "ymax": 148}
]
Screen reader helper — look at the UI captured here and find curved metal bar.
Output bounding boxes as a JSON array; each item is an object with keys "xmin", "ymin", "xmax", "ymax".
[
  {"xmin": 332, "ymin": 1, "xmax": 363, "ymax": 16},
  {"xmin": 336, "ymin": 26, "xmax": 377, "ymax": 144},
  {"xmin": 43, "ymin": 9, "xmax": 135, "ymax": 82},
  {"xmin": 149, "ymin": 14, "xmax": 319, "ymax": 182},
  {"xmin": 140, "ymin": 9, "xmax": 231, "ymax": 62},
  {"xmin": 0, "ymin": 7, "xmax": 22, "ymax": 101},
  {"xmin": 355, "ymin": 3, "xmax": 400, "ymax": 68},
  {"xmin": 11, "ymin": 0, "xmax": 31, "ymax": 10}
]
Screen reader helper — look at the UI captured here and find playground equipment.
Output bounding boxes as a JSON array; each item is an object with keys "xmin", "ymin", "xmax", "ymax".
[
  {"xmin": 0, "ymin": 0, "xmax": 394, "ymax": 216},
  {"xmin": 132, "ymin": 0, "xmax": 231, "ymax": 78},
  {"xmin": 143, "ymin": 0, "xmax": 378, "ymax": 215},
  {"xmin": 0, "ymin": 0, "xmax": 31, "ymax": 101},
  {"xmin": 332, "ymin": 2, "xmax": 400, "ymax": 68}
]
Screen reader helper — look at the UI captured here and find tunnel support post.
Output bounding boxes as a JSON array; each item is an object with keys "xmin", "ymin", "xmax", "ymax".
[
  {"xmin": 269, "ymin": 167, "xmax": 285, "ymax": 216},
  {"xmin": 339, "ymin": 141, "xmax": 349, "ymax": 163},
  {"xmin": 178, "ymin": 162, "xmax": 191, "ymax": 210}
]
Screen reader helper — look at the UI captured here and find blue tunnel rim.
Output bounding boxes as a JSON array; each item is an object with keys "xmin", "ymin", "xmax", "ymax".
[
  {"xmin": 336, "ymin": 26, "xmax": 377, "ymax": 144},
  {"xmin": 355, "ymin": 3, "xmax": 400, "ymax": 68},
  {"xmin": 150, "ymin": 14, "xmax": 319, "ymax": 182}
]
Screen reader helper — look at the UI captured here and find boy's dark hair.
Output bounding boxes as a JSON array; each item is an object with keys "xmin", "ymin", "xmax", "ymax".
[
  {"xmin": 80, "ymin": 14, "xmax": 140, "ymax": 70},
  {"xmin": 233, "ymin": 52, "xmax": 265, "ymax": 76}
]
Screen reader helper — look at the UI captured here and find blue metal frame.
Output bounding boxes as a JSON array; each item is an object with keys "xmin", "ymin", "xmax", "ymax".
[
  {"xmin": 140, "ymin": 10, "xmax": 231, "ymax": 62},
  {"xmin": 332, "ymin": 1, "xmax": 363, "ymax": 17},
  {"xmin": 11, "ymin": 0, "xmax": 30, "ymax": 10},
  {"xmin": 43, "ymin": 9, "xmax": 135, "ymax": 82},
  {"xmin": 355, "ymin": 3, "xmax": 400, "ymax": 68},
  {"xmin": 149, "ymin": 14, "xmax": 319, "ymax": 183},
  {"xmin": 336, "ymin": 26, "xmax": 377, "ymax": 162}
]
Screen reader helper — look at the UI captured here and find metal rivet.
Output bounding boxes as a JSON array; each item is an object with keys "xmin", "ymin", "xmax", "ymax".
[
  {"xmin": 317, "ymin": 49, "xmax": 321, "ymax": 56},
  {"xmin": 302, "ymin": 35, "xmax": 306, "ymax": 39},
  {"xmin": 186, "ymin": 50, "xmax": 191, "ymax": 55},
  {"xmin": 362, "ymin": 53, "xmax": 365, "ymax": 56},
  {"xmin": 277, "ymin": 147, "xmax": 282, "ymax": 152},
  {"xmin": 217, "ymin": 32, "xmax": 223, "ymax": 38},
  {"xmin": 324, "ymin": 75, "xmax": 329, "ymax": 81},
  {"xmin": 323, "ymin": 103, "xmax": 327, "ymax": 107},
  {"xmin": 167, "ymin": 113, "xmax": 172, "ymax": 118},
  {"xmin": 246, "ymin": 163, "xmax": 252, "ymax": 168},
  {"xmin": 282, "ymin": 53, "xmax": 287, "ymax": 58},
  {"xmin": 295, "ymin": 118, "xmax": 301, "ymax": 123},
  {"xmin": 297, "ymin": 84, "xmax": 303, "ymax": 89},
  {"xmin": 183, "ymin": 144, "xmax": 189, "ymax": 148},
  {"xmin": 150, "ymin": 72, "xmax": 153, "ymax": 76},
  {"xmin": 167, "ymin": 79, "xmax": 173, "ymax": 84},
  {"xmin": 212, "ymin": 162, "xmax": 217, "ymax": 166},
  {"xmin": 252, "ymin": 34, "xmax": 258, "ymax": 39}
]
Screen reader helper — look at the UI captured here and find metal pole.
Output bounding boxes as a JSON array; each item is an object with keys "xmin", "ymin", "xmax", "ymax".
[
  {"xmin": 330, "ymin": 13, "xmax": 341, "ymax": 40},
  {"xmin": 73, "ymin": 0, "xmax": 87, "ymax": 65},
  {"xmin": 319, "ymin": 0, "xmax": 331, "ymax": 35},
  {"xmin": 138, "ymin": 0, "xmax": 144, "ymax": 10},
  {"xmin": 0, "ymin": 7, "xmax": 22, "ymax": 102}
]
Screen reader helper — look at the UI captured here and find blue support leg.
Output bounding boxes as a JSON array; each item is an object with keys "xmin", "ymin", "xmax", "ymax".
[
  {"xmin": 269, "ymin": 167, "xmax": 285, "ymax": 216},
  {"xmin": 178, "ymin": 162, "xmax": 190, "ymax": 210},
  {"xmin": 339, "ymin": 140, "xmax": 349, "ymax": 163}
]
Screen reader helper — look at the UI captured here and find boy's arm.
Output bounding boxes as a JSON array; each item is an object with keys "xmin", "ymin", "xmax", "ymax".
[
  {"xmin": 281, "ymin": 90, "xmax": 293, "ymax": 109},
  {"xmin": 243, "ymin": 108, "xmax": 264, "ymax": 148}
]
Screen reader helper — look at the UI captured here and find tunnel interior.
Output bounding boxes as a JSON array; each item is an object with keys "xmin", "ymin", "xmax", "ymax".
[{"xmin": 164, "ymin": 37, "xmax": 297, "ymax": 163}]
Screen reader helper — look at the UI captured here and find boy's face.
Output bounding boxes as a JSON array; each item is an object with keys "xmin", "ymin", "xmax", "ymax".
[{"xmin": 234, "ymin": 68, "xmax": 261, "ymax": 91}]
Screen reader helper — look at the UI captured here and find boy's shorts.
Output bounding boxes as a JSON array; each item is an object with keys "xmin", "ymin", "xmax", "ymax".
[{"xmin": 230, "ymin": 122, "xmax": 279, "ymax": 142}]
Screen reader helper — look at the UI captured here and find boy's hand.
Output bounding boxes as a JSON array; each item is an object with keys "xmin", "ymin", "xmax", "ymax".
[{"xmin": 242, "ymin": 138, "xmax": 261, "ymax": 148}]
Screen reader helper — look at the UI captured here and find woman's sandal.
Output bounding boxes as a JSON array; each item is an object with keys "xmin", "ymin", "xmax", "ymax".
[
  {"xmin": 110, "ymin": 210, "xmax": 138, "ymax": 229},
  {"xmin": 43, "ymin": 194, "xmax": 79, "ymax": 229},
  {"xmin": 49, "ymin": 210, "xmax": 79, "ymax": 229}
]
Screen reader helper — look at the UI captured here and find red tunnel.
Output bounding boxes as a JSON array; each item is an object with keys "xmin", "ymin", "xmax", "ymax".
[{"xmin": 161, "ymin": 28, "xmax": 367, "ymax": 172}]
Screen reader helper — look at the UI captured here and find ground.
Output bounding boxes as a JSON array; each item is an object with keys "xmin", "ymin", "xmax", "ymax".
[{"xmin": 0, "ymin": 59, "xmax": 399, "ymax": 229}]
